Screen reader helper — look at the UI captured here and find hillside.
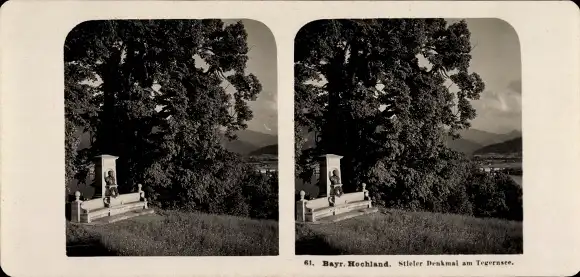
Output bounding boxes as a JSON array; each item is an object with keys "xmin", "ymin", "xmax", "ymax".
[
  {"xmin": 473, "ymin": 137, "xmax": 522, "ymax": 155},
  {"xmin": 502, "ymin": 130, "xmax": 522, "ymax": 141},
  {"xmin": 223, "ymin": 139, "xmax": 258, "ymax": 155},
  {"xmin": 459, "ymin": 129, "xmax": 521, "ymax": 146},
  {"xmin": 445, "ymin": 129, "xmax": 522, "ymax": 155},
  {"xmin": 296, "ymin": 208, "xmax": 522, "ymax": 255},
  {"xmin": 249, "ymin": 144, "xmax": 278, "ymax": 156},
  {"xmin": 224, "ymin": 129, "xmax": 278, "ymax": 155},
  {"xmin": 234, "ymin": 129, "xmax": 278, "ymax": 148},
  {"xmin": 445, "ymin": 137, "xmax": 483, "ymax": 155},
  {"xmin": 67, "ymin": 210, "xmax": 278, "ymax": 256}
]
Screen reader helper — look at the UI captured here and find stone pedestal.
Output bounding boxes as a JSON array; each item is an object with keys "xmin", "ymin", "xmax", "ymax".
[
  {"xmin": 93, "ymin": 154, "xmax": 119, "ymax": 199},
  {"xmin": 296, "ymin": 153, "xmax": 377, "ymax": 223},
  {"xmin": 317, "ymin": 154, "xmax": 343, "ymax": 198},
  {"xmin": 296, "ymin": 191, "xmax": 306, "ymax": 222},
  {"xmin": 71, "ymin": 191, "xmax": 82, "ymax": 223}
]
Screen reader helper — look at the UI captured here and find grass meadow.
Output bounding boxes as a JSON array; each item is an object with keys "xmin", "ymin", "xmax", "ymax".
[
  {"xmin": 67, "ymin": 209, "xmax": 279, "ymax": 256},
  {"xmin": 296, "ymin": 208, "xmax": 522, "ymax": 255}
]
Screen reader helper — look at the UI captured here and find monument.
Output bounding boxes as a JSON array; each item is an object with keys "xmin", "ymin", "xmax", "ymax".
[
  {"xmin": 328, "ymin": 169, "xmax": 344, "ymax": 206},
  {"xmin": 296, "ymin": 153, "xmax": 378, "ymax": 223},
  {"xmin": 104, "ymin": 170, "xmax": 119, "ymax": 199},
  {"xmin": 70, "ymin": 154, "xmax": 153, "ymax": 224},
  {"xmin": 92, "ymin": 155, "xmax": 118, "ymax": 199}
]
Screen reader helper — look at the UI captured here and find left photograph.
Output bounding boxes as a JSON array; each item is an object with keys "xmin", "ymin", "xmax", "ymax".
[{"xmin": 64, "ymin": 19, "xmax": 279, "ymax": 256}]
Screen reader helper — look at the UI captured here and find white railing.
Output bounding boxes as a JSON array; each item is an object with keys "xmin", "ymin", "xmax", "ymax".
[
  {"xmin": 70, "ymin": 184, "xmax": 148, "ymax": 223},
  {"xmin": 296, "ymin": 183, "xmax": 372, "ymax": 222}
]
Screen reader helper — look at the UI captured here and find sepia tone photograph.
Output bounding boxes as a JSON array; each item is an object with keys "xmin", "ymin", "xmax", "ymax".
[
  {"xmin": 294, "ymin": 18, "xmax": 523, "ymax": 255},
  {"xmin": 2, "ymin": 0, "xmax": 580, "ymax": 276},
  {"xmin": 64, "ymin": 19, "xmax": 279, "ymax": 256}
]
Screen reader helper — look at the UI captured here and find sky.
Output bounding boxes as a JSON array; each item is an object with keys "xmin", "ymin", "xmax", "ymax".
[
  {"xmin": 448, "ymin": 18, "xmax": 522, "ymax": 134},
  {"xmin": 227, "ymin": 19, "xmax": 278, "ymax": 135}
]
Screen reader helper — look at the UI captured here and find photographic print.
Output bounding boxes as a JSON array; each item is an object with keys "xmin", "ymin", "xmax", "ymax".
[
  {"xmin": 64, "ymin": 19, "xmax": 279, "ymax": 256},
  {"xmin": 2, "ymin": 1, "xmax": 579, "ymax": 276},
  {"xmin": 294, "ymin": 18, "xmax": 523, "ymax": 255}
]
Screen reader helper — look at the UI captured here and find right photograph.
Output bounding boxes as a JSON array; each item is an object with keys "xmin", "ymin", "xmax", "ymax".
[{"xmin": 294, "ymin": 18, "xmax": 523, "ymax": 255}]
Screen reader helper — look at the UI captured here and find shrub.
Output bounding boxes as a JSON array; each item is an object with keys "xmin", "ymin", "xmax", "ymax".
[
  {"xmin": 366, "ymin": 157, "xmax": 522, "ymax": 222},
  {"xmin": 242, "ymin": 171, "xmax": 279, "ymax": 220},
  {"xmin": 446, "ymin": 182, "xmax": 474, "ymax": 216},
  {"xmin": 135, "ymin": 152, "xmax": 279, "ymax": 221},
  {"xmin": 493, "ymin": 173, "xmax": 523, "ymax": 221},
  {"xmin": 465, "ymin": 172, "xmax": 522, "ymax": 221}
]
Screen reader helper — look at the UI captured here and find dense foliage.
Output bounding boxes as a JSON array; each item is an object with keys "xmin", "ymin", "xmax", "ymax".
[
  {"xmin": 65, "ymin": 20, "xmax": 277, "ymax": 219},
  {"xmin": 295, "ymin": 19, "xmax": 521, "ymax": 221},
  {"xmin": 242, "ymin": 171, "xmax": 279, "ymax": 220},
  {"xmin": 465, "ymin": 171, "xmax": 522, "ymax": 221}
]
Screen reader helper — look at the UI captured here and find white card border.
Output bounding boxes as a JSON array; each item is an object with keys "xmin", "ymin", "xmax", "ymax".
[{"xmin": 1, "ymin": 1, "xmax": 579, "ymax": 276}]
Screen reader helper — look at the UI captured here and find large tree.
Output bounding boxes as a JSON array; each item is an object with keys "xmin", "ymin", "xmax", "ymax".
[
  {"xmin": 295, "ymin": 19, "xmax": 485, "ymax": 210},
  {"xmin": 65, "ymin": 20, "xmax": 262, "ymax": 210}
]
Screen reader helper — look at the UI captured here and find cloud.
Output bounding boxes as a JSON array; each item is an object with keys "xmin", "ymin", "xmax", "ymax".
[
  {"xmin": 240, "ymin": 19, "xmax": 278, "ymax": 134},
  {"xmin": 471, "ymin": 89, "xmax": 522, "ymax": 133},
  {"xmin": 477, "ymin": 89, "xmax": 521, "ymax": 113}
]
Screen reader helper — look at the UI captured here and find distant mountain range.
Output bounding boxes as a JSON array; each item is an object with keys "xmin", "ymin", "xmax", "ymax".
[
  {"xmin": 223, "ymin": 129, "xmax": 278, "ymax": 156},
  {"xmin": 447, "ymin": 129, "xmax": 521, "ymax": 155},
  {"xmin": 445, "ymin": 137, "xmax": 483, "ymax": 154},
  {"xmin": 456, "ymin": 129, "xmax": 521, "ymax": 146},
  {"xmin": 473, "ymin": 137, "xmax": 522, "ymax": 155},
  {"xmin": 248, "ymin": 144, "xmax": 277, "ymax": 156},
  {"xmin": 293, "ymin": 128, "xmax": 522, "ymax": 156}
]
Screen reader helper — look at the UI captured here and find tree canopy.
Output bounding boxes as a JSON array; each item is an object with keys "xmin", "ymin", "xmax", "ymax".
[
  {"xmin": 65, "ymin": 20, "xmax": 263, "ymax": 210},
  {"xmin": 294, "ymin": 19, "xmax": 486, "ymax": 210}
]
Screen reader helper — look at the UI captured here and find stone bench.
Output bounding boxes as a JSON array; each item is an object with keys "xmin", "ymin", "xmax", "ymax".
[
  {"xmin": 71, "ymin": 184, "xmax": 149, "ymax": 223},
  {"xmin": 296, "ymin": 184, "xmax": 373, "ymax": 222},
  {"xmin": 309, "ymin": 199, "xmax": 371, "ymax": 218},
  {"xmin": 82, "ymin": 201, "xmax": 148, "ymax": 222}
]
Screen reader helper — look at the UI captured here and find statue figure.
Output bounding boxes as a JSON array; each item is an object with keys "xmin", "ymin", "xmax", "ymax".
[
  {"xmin": 104, "ymin": 170, "xmax": 119, "ymax": 198},
  {"xmin": 329, "ymin": 169, "xmax": 343, "ymax": 198},
  {"xmin": 329, "ymin": 169, "xmax": 341, "ymax": 185}
]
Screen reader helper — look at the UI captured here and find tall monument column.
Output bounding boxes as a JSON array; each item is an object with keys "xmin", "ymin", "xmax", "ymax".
[
  {"xmin": 92, "ymin": 154, "xmax": 119, "ymax": 199},
  {"xmin": 317, "ymin": 154, "xmax": 343, "ymax": 198}
]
